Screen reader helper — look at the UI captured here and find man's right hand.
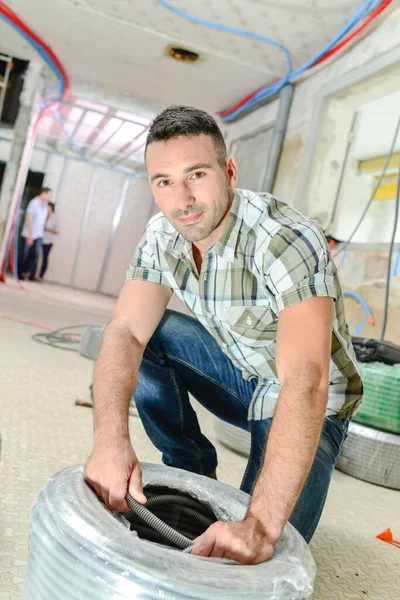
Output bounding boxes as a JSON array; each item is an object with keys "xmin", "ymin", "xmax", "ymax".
[
  {"xmin": 27, "ymin": 236, "xmax": 34, "ymax": 247},
  {"xmin": 84, "ymin": 435, "xmax": 147, "ymax": 512}
]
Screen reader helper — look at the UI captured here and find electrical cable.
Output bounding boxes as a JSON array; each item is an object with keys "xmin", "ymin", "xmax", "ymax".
[
  {"xmin": 155, "ymin": 0, "xmax": 390, "ymax": 121},
  {"xmin": 125, "ymin": 490, "xmax": 218, "ymax": 551},
  {"xmin": 25, "ymin": 463, "xmax": 316, "ymax": 598},
  {"xmin": 0, "ymin": 1, "xmax": 69, "ymax": 281},
  {"xmin": 0, "ymin": 313, "xmax": 53, "ymax": 330},
  {"xmin": 380, "ymin": 159, "xmax": 400, "ymax": 340},
  {"xmin": 342, "ymin": 290, "xmax": 375, "ymax": 335},
  {"xmin": 31, "ymin": 324, "xmax": 93, "ymax": 352},
  {"xmin": 332, "ymin": 114, "xmax": 400, "ymax": 259},
  {"xmin": 312, "ymin": 0, "xmax": 392, "ymax": 67},
  {"xmin": 393, "ymin": 242, "xmax": 400, "ymax": 278},
  {"xmin": 154, "ymin": 0, "xmax": 292, "ymax": 107},
  {"xmin": 0, "ymin": 1, "xmax": 70, "ymax": 98},
  {"xmin": 220, "ymin": 0, "xmax": 385, "ymax": 121},
  {"xmin": 222, "ymin": 0, "xmax": 387, "ymax": 119}
]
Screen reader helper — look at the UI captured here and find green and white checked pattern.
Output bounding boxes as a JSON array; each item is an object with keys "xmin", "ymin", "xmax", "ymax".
[{"xmin": 127, "ymin": 189, "xmax": 363, "ymax": 421}]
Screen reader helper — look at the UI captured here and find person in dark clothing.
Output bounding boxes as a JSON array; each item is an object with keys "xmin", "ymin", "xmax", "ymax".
[{"xmin": 38, "ymin": 202, "xmax": 59, "ymax": 280}]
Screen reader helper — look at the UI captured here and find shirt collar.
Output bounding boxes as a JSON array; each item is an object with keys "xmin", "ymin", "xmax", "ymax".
[
  {"xmin": 212, "ymin": 189, "xmax": 243, "ymax": 262},
  {"xmin": 170, "ymin": 188, "xmax": 243, "ymax": 263}
]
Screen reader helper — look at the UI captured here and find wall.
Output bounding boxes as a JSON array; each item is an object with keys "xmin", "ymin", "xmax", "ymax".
[
  {"xmin": 326, "ymin": 89, "xmax": 400, "ymax": 244},
  {"xmin": 0, "ymin": 134, "xmax": 154, "ymax": 296},
  {"xmin": 222, "ymin": 7, "xmax": 400, "ymax": 217},
  {"xmin": 222, "ymin": 8, "xmax": 400, "ymax": 346},
  {"xmin": 223, "ymin": 100, "xmax": 280, "ymax": 192},
  {"xmin": 45, "ymin": 159, "xmax": 153, "ymax": 295},
  {"xmin": 337, "ymin": 248, "xmax": 400, "ymax": 346}
]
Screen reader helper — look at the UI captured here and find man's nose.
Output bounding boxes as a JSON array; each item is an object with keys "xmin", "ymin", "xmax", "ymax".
[{"xmin": 174, "ymin": 182, "xmax": 195, "ymax": 213}]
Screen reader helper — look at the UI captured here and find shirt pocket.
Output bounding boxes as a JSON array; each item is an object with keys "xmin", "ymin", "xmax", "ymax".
[{"xmin": 225, "ymin": 305, "xmax": 278, "ymax": 346}]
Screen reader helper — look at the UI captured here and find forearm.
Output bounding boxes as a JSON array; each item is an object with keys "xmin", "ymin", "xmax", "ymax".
[
  {"xmin": 26, "ymin": 214, "xmax": 33, "ymax": 237},
  {"xmin": 246, "ymin": 381, "xmax": 327, "ymax": 542},
  {"xmin": 93, "ymin": 319, "xmax": 143, "ymax": 442}
]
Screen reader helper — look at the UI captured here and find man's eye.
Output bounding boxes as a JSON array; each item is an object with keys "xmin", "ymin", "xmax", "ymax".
[
  {"xmin": 158, "ymin": 180, "xmax": 171, "ymax": 187},
  {"xmin": 191, "ymin": 172, "xmax": 205, "ymax": 180}
]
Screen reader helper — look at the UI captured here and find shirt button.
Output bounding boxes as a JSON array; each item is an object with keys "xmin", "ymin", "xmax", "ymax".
[
  {"xmin": 203, "ymin": 272, "xmax": 208, "ymax": 281},
  {"xmin": 246, "ymin": 316, "xmax": 253, "ymax": 325},
  {"xmin": 206, "ymin": 312, "xmax": 212, "ymax": 318},
  {"xmin": 222, "ymin": 343, "xmax": 227, "ymax": 349}
]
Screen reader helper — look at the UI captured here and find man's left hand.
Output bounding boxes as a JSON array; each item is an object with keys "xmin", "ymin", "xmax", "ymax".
[{"xmin": 191, "ymin": 516, "xmax": 275, "ymax": 564}]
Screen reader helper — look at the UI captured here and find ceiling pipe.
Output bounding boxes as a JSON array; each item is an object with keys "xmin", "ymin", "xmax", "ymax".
[{"xmin": 262, "ymin": 83, "xmax": 294, "ymax": 193}]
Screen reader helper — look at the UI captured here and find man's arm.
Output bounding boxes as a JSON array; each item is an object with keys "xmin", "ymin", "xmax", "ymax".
[
  {"xmin": 245, "ymin": 295, "xmax": 333, "ymax": 541},
  {"xmin": 25, "ymin": 212, "xmax": 34, "ymax": 245},
  {"xmin": 84, "ymin": 280, "xmax": 172, "ymax": 511},
  {"xmin": 193, "ymin": 296, "xmax": 333, "ymax": 563}
]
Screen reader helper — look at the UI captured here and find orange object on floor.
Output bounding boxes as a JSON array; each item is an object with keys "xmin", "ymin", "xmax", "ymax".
[{"xmin": 377, "ymin": 529, "xmax": 400, "ymax": 548}]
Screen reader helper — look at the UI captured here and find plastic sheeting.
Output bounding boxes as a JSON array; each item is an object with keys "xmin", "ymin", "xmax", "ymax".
[
  {"xmin": 352, "ymin": 337, "xmax": 400, "ymax": 366},
  {"xmin": 355, "ymin": 361, "xmax": 400, "ymax": 434},
  {"xmin": 336, "ymin": 422, "xmax": 400, "ymax": 490},
  {"xmin": 24, "ymin": 463, "xmax": 316, "ymax": 600}
]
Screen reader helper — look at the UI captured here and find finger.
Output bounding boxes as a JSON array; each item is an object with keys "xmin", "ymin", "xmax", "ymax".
[
  {"xmin": 192, "ymin": 528, "xmax": 217, "ymax": 557},
  {"xmin": 85, "ymin": 477, "xmax": 102, "ymax": 499},
  {"xmin": 128, "ymin": 466, "xmax": 146, "ymax": 504},
  {"xmin": 109, "ymin": 485, "xmax": 130, "ymax": 512}
]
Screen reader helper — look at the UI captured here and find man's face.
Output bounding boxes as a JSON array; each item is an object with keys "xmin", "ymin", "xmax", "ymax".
[
  {"xmin": 146, "ymin": 134, "xmax": 236, "ymax": 244},
  {"xmin": 43, "ymin": 191, "xmax": 53, "ymax": 203}
]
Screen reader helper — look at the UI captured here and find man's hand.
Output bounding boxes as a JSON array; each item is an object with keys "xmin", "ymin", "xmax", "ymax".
[
  {"xmin": 191, "ymin": 516, "xmax": 275, "ymax": 564},
  {"xmin": 84, "ymin": 435, "xmax": 146, "ymax": 512},
  {"xmin": 27, "ymin": 236, "xmax": 34, "ymax": 247}
]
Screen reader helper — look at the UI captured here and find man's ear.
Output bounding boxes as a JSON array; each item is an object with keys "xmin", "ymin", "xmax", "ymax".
[{"xmin": 226, "ymin": 156, "xmax": 237, "ymax": 186}]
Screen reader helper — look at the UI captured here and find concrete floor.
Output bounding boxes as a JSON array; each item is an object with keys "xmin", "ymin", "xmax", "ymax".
[{"xmin": 0, "ymin": 280, "xmax": 399, "ymax": 599}]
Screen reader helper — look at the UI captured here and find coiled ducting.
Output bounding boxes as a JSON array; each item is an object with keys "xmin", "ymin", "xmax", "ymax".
[
  {"xmin": 336, "ymin": 422, "xmax": 400, "ymax": 490},
  {"xmin": 215, "ymin": 419, "xmax": 251, "ymax": 456},
  {"xmin": 24, "ymin": 463, "xmax": 315, "ymax": 599}
]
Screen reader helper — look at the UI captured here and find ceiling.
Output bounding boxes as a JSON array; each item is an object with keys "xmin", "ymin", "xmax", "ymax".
[{"xmin": 0, "ymin": 0, "xmax": 385, "ymax": 116}]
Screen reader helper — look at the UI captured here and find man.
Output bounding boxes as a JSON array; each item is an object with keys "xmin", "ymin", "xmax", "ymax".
[
  {"xmin": 20, "ymin": 187, "xmax": 53, "ymax": 280},
  {"xmin": 38, "ymin": 201, "xmax": 59, "ymax": 281},
  {"xmin": 85, "ymin": 106, "xmax": 362, "ymax": 564}
]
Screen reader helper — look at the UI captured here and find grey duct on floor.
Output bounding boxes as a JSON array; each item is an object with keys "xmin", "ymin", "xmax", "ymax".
[
  {"xmin": 24, "ymin": 463, "xmax": 316, "ymax": 599},
  {"xmin": 79, "ymin": 324, "xmax": 106, "ymax": 361}
]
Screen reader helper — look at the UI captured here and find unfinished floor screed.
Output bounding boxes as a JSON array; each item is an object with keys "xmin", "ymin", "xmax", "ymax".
[{"xmin": 0, "ymin": 282, "xmax": 399, "ymax": 600}]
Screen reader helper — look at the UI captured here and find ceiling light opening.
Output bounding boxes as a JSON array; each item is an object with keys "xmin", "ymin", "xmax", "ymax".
[{"xmin": 166, "ymin": 45, "xmax": 201, "ymax": 63}]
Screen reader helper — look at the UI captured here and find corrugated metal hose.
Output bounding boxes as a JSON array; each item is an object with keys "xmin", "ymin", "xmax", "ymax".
[
  {"xmin": 125, "ymin": 489, "xmax": 216, "ymax": 551},
  {"xmin": 24, "ymin": 463, "xmax": 316, "ymax": 599}
]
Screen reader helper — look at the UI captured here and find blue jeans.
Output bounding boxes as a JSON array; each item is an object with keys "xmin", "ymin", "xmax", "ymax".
[
  {"xmin": 135, "ymin": 309, "xmax": 349, "ymax": 543},
  {"xmin": 20, "ymin": 237, "xmax": 43, "ymax": 280}
]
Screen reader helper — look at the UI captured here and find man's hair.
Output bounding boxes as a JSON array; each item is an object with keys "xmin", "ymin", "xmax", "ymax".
[
  {"xmin": 40, "ymin": 187, "xmax": 52, "ymax": 195},
  {"xmin": 145, "ymin": 105, "xmax": 227, "ymax": 166},
  {"xmin": 48, "ymin": 202, "xmax": 55, "ymax": 211}
]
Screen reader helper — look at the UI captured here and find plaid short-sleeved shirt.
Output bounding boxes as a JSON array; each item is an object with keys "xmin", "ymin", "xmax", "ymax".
[{"xmin": 127, "ymin": 188, "xmax": 363, "ymax": 421}]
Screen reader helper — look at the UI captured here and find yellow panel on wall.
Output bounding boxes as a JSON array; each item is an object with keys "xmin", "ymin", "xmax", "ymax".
[
  {"xmin": 358, "ymin": 154, "xmax": 399, "ymax": 201},
  {"xmin": 359, "ymin": 153, "xmax": 400, "ymax": 173},
  {"xmin": 372, "ymin": 175, "xmax": 398, "ymax": 201}
]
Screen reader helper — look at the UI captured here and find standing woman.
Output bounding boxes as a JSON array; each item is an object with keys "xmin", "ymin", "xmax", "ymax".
[{"xmin": 39, "ymin": 202, "xmax": 58, "ymax": 281}]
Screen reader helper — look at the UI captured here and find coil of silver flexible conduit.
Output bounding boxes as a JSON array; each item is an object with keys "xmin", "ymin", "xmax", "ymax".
[
  {"xmin": 336, "ymin": 421, "xmax": 400, "ymax": 490},
  {"xmin": 24, "ymin": 463, "xmax": 315, "ymax": 599}
]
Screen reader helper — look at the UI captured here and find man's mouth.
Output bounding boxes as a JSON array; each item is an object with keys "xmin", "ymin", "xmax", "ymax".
[{"xmin": 177, "ymin": 212, "xmax": 203, "ymax": 225}]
